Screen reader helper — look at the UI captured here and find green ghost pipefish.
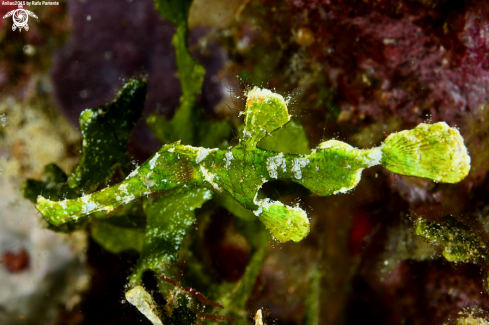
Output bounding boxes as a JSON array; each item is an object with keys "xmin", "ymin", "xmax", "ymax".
[{"xmin": 36, "ymin": 87, "xmax": 471, "ymax": 243}]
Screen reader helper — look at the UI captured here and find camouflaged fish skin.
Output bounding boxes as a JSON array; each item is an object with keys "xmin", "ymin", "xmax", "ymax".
[{"xmin": 37, "ymin": 87, "xmax": 471, "ymax": 243}]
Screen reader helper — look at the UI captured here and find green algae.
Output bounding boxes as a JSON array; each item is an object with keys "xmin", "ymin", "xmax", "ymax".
[
  {"xmin": 91, "ymin": 220, "xmax": 145, "ymax": 254},
  {"xmin": 147, "ymin": 0, "xmax": 228, "ymax": 148},
  {"xmin": 303, "ymin": 267, "xmax": 322, "ymax": 325},
  {"xmin": 415, "ymin": 215, "xmax": 487, "ymax": 263},
  {"xmin": 447, "ymin": 307, "xmax": 489, "ymax": 325},
  {"xmin": 130, "ymin": 187, "xmax": 212, "ymax": 284},
  {"xmin": 68, "ymin": 78, "xmax": 147, "ymax": 192},
  {"xmin": 214, "ymin": 248, "xmax": 267, "ymax": 319}
]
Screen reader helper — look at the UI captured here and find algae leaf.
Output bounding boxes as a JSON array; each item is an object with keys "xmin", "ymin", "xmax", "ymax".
[
  {"xmin": 154, "ymin": 0, "xmax": 202, "ymax": 100},
  {"xmin": 415, "ymin": 215, "xmax": 487, "ymax": 263},
  {"xmin": 130, "ymin": 187, "xmax": 212, "ymax": 284},
  {"xmin": 149, "ymin": 0, "xmax": 208, "ymax": 145},
  {"xmin": 91, "ymin": 220, "xmax": 145, "ymax": 254},
  {"xmin": 147, "ymin": 0, "xmax": 232, "ymax": 147},
  {"xmin": 67, "ymin": 78, "xmax": 147, "ymax": 192},
  {"xmin": 216, "ymin": 248, "xmax": 266, "ymax": 319},
  {"xmin": 303, "ymin": 267, "xmax": 322, "ymax": 325},
  {"xmin": 89, "ymin": 200, "xmax": 147, "ymax": 254}
]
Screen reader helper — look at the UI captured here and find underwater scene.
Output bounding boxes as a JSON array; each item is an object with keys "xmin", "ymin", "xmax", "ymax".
[{"xmin": 1, "ymin": 0, "xmax": 489, "ymax": 324}]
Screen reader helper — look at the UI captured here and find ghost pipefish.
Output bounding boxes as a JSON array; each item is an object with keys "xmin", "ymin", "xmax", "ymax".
[{"xmin": 36, "ymin": 87, "xmax": 471, "ymax": 243}]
